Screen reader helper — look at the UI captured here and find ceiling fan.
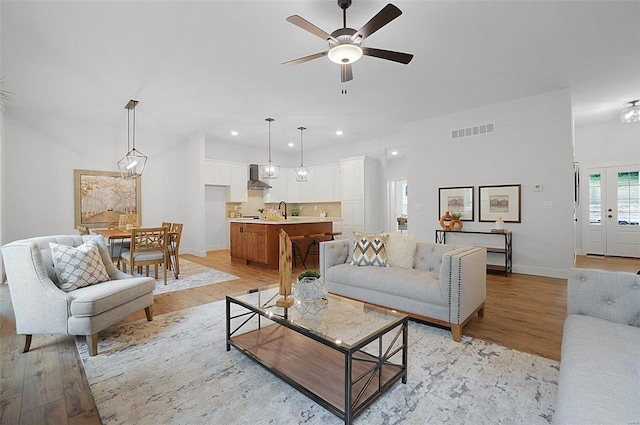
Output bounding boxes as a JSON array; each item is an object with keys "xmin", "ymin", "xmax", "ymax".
[{"xmin": 282, "ymin": 0, "xmax": 414, "ymax": 83}]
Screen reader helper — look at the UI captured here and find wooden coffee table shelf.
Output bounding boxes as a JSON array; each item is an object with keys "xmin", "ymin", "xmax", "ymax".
[{"xmin": 226, "ymin": 286, "xmax": 408, "ymax": 425}]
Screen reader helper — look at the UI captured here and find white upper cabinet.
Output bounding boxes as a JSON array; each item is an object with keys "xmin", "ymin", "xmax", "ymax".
[
  {"xmin": 228, "ymin": 163, "xmax": 248, "ymax": 202},
  {"xmin": 203, "ymin": 159, "xmax": 231, "ymax": 186},
  {"xmin": 263, "ymin": 169, "xmax": 288, "ymax": 203},
  {"xmin": 287, "ymin": 169, "xmax": 301, "ymax": 203},
  {"xmin": 298, "ymin": 168, "xmax": 316, "ymax": 203}
]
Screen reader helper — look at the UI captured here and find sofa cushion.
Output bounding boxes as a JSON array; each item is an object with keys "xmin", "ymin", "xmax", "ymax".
[
  {"xmin": 50, "ymin": 240, "xmax": 110, "ymax": 292},
  {"xmin": 326, "ymin": 263, "xmax": 443, "ymax": 304},
  {"xmin": 555, "ymin": 314, "xmax": 640, "ymax": 424},
  {"xmin": 386, "ymin": 233, "xmax": 417, "ymax": 269},
  {"xmin": 351, "ymin": 233, "xmax": 389, "ymax": 267},
  {"xmin": 69, "ymin": 276, "xmax": 156, "ymax": 317}
]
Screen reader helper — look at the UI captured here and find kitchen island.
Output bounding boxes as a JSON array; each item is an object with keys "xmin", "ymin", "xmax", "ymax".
[{"xmin": 229, "ymin": 219, "xmax": 334, "ymax": 269}]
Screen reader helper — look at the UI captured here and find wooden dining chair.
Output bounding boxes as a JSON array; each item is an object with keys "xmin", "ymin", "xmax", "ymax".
[
  {"xmin": 168, "ymin": 223, "xmax": 183, "ymax": 275},
  {"xmin": 76, "ymin": 225, "xmax": 90, "ymax": 235},
  {"xmin": 120, "ymin": 227, "xmax": 168, "ymax": 285}
]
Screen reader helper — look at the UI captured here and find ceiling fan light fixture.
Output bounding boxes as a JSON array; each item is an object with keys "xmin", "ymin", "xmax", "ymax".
[
  {"xmin": 328, "ymin": 43, "xmax": 363, "ymax": 64},
  {"xmin": 621, "ymin": 100, "xmax": 640, "ymax": 124}
]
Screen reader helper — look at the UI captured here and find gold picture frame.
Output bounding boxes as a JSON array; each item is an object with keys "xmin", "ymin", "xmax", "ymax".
[{"xmin": 74, "ymin": 169, "xmax": 141, "ymax": 228}]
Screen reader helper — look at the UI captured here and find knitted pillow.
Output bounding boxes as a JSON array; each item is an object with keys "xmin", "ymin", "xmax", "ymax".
[
  {"xmin": 50, "ymin": 240, "xmax": 111, "ymax": 292},
  {"xmin": 386, "ymin": 233, "xmax": 417, "ymax": 268},
  {"xmin": 351, "ymin": 233, "xmax": 389, "ymax": 267}
]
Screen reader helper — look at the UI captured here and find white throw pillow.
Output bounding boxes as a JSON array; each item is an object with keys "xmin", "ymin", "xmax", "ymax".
[
  {"xmin": 386, "ymin": 233, "xmax": 417, "ymax": 268},
  {"xmin": 50, "ymin": 240, "xmax": 110, "ymax": 292}
]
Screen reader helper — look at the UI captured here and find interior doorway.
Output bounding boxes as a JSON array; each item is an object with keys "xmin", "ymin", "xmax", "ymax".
[{"xmin": 582, "ymin": 165, "xmax": 640, "ymax": 257}]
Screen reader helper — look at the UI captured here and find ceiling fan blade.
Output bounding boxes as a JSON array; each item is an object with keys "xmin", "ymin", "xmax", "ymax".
[
  {"xmin": 352, "ymin": 3, "xmax": 402, "ymax": 42},
  {"xmin": 286, "ymin": 15, "xmax": 334, "ymax": 42},
  {"xmin": 362, "ymin": 47, "xmax": 413, "ymax": 64},
  {"xmin": 341, "ymin": 64, "xmax": 353, "ymax": 83},
  {"xmin": 282, "ymin": 51, "xmax": 328, "ymax": 67}
]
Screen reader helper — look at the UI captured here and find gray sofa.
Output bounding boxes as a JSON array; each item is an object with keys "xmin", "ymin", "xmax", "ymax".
[
  {"xmin": 319, "ymin": 239, "xmax": 486, "ymax": 341},
  {"xmin": 555, "ymin": 268, "xmax": 640, "ymax": 424},
  {"xmin": 2, "ymin": 235, "xmax": 156, "ymax": 356}
]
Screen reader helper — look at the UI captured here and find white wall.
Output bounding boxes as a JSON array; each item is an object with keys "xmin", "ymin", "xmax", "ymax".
[
  {"xmin": 1, "ymin": 107, "xmax": 189, "ymax": 246},
  {"xmin": 406, "ymin": 89, "xmax": 575, "ymax": 278},
  {"xmin": 573, "ymin": 121, "xmax": 640, "ymax": 252}
]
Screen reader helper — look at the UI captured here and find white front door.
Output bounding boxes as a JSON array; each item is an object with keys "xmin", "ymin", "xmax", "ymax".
[{"xmin": 582, "ymin": 165, "xmax": 640, "ymax": 257}]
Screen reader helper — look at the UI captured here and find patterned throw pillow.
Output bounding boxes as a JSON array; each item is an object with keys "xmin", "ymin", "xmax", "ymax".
[
  {"xmin": 50, "ymin": 240, "xmax": 110, "ymax": 292},
  {"xmin": 351, "ymin": 232, "xmax": 389, "ymax": 267}
]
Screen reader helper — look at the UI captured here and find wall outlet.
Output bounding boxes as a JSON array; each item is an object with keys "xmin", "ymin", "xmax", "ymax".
[
  {"xmin": 543, "ymin": 201, "xmax": 553, "ymax": 209},
  {"xmin": 534, "ymin": 184, "xmax": 543, "ymax": 192}
]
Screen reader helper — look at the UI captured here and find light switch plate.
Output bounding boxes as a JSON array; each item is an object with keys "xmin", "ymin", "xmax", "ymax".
[{"xmin": 534, "ymin": 184, "xmax": 543, "ymax": 192}]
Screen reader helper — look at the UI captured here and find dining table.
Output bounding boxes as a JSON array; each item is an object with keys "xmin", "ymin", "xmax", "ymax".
[{"xmin": 93, "ymin": 228, "xmax": 179, "ymax": 279}]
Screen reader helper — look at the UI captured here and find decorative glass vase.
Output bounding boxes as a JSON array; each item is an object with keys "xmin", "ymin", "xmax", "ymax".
[{"xmin": 292, "ymin": 277, "xmax": 329, "ymax": 315}]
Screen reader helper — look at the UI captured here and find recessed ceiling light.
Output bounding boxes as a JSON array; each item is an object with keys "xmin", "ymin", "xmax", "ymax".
[
  {"xmin": 336, "ymin": 130, "xmax": 343, "ymax": 136},
  {"xmin": 288, "ymin": 142, "xmax": 295, "ymax": 147},
  {"xmin": 230, "ymin": 131, "xmax": 238, "ymax": 136},
  {"xmin": 391, "ymin": 151, "xmax": 398, "ymax": 156}
]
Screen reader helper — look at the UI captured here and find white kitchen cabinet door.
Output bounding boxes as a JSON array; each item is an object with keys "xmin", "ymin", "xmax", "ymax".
[
  {"xmin": 228, "ymin": 163, "xmax": 248, "ymax": 202},
  {"xmin": 287, "ymin": 170, "xmax": 301, "ymax": 203},
  {"xmin": 332, "ymin": 163, "xmax": 342, "ymax": 201},
  {"xmin": 314, "ymin": 165, "xmax": 333, "ymax": 202},
  {"xmin": 298, "ymin": 168, "xmax": 316, "ymax": 203},
  {"xmin": 214, "ymin": 161, "xmax": 231, "ymax": 186},
  {"xmin": 204, "ymin": 160, "xmax": 216, "ymax": 185},
  {"xmin": 264, "ymin": 168, "xmax": 288, "ymax": 203}
]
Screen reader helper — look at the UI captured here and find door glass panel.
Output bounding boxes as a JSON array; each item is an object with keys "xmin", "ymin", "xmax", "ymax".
[
  {"xmin": 617, "ymin": 171, "xmax": 639, "ymax": 226},
  {"xmin": 589, "ymin": 174, "xmax": 602, "ymax": 224}
]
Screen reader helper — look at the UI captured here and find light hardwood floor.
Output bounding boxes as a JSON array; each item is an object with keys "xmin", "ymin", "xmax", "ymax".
[{"xmin": 0, "ymin": 252, "xmax": 638, "ymax": 424}]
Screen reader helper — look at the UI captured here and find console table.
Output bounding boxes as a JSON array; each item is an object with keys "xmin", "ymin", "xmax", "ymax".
[{"xmin": 435, "ymin": 229, "xmax": 512, "ymax": 276}]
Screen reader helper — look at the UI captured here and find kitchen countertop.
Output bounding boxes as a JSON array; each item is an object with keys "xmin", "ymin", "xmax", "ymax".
[{"xmin": 229, "ymin": 217, "xmax": 341, "ymax": 224}]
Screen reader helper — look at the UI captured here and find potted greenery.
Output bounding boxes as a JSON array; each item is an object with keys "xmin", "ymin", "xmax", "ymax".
[
  {"xmin": 450, "ymin": 212, "xmax": 464, "ymax": 231},
  {"xmin": 257, "ymin": 208, "xmax": 265, "ymax": 219},
  {"xmin": 292, "ymin": 269, "xmax": 328, "ymax": 314}
]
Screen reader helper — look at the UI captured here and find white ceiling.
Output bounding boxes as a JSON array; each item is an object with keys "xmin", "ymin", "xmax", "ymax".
[{"xmin": 2, "ymin": 1, "xmax": 639, "ymax": 154}]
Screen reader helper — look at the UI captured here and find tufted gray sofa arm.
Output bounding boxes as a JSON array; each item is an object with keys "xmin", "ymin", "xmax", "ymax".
[
  {"xmin": 568, "ymin": 268, "xmax": 640, "ymax": 325},
  {"xmin": 319, "ymin": 239, "xmax": 350, "ymax": 279}
]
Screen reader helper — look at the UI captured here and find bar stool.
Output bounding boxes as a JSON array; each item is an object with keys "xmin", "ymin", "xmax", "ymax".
[
  {"xmin": 325, "ymin": 232, "xmax": 342, "ymax": 240},
  {"xmin": 304, "ymin": 233, "xmax": 325, "ymax": 268},
  {"xmin": 290, "ymin": 236, "xmax": 307, "ymax": 269}
]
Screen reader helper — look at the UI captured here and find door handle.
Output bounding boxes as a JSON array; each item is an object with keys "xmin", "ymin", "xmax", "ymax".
[
  {"xmin": 607, "ymin": 208, "xmax": 612, "ymax": 212},
  {"xmin": 608, "ymin": 215, "xmax": 613, "ymax": 218}
]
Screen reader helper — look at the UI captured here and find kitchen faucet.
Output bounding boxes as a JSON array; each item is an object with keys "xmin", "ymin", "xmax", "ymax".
[{"xmin": 278, "ymin": 201, "xmax": 287, "ymax": 220}]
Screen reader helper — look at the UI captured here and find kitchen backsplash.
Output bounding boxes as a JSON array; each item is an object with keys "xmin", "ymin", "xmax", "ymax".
[{"xmin": 227, "ymin": 190, "xmax": 342, "ymax": 218}]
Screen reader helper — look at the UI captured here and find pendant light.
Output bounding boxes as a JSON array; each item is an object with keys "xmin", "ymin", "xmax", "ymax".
[
  {"xmin": 260, "ymin": 117, "xmax": 280, "ymax": 179},
  {"xmin": 117, "ymin": 100, "xmax": 147, "ymax": 179},
  {"xmin": 295, "ymin": 126, "xmax": 310, "ymax": 182},
  {"xmin": 621, "ymin": 100, "xmax": 640, "ymax": 124}
]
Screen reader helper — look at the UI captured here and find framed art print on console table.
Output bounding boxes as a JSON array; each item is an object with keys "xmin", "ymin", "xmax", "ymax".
[
  {"xmin": 479, "ymin": 184, "xmax": 521, "ymax": 223},
  {"xmin": 438, "ymin": 186, "xmax": 474, "ymax": 221}
]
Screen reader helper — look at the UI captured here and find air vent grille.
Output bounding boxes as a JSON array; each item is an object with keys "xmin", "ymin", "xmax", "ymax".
[{"xmin": 451, "ymin": 122, "xmax": 495, "ymax": 139}]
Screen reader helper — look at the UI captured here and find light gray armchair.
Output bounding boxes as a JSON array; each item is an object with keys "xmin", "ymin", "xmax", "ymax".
[{"xmin": 2, "ymin": 235, "xmax": 156, "ymax": 356}]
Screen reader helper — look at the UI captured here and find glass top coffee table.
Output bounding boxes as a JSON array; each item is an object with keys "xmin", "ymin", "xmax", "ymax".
[{"xmin": 226, "ymin": 284, "xmax": 408, "ymax": 425}]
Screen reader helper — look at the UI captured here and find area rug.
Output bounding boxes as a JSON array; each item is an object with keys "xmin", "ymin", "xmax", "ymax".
[
  {"xmin": 145, "ymin": 259, "xmax": 239, "ymax": 295},
  {"xmin": 77, "ymin": 301, "xmax": 559, "ymax": 425}
]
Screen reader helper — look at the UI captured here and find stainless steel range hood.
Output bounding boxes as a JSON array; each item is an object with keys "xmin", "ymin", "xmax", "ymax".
[{"xmin": 247, "ymin": 164, "xmax": 272, "ymax": 190}]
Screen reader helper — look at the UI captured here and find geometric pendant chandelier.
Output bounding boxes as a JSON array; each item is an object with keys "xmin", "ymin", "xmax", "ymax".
[
  {"xmin": 294, "ymin": 126, "xmax": 309, "ymax": 182},
  {"xmin": 259, "ymin": 117, "xmax": 280, "ymax": 179},
  {"xmin": 117, "ymin": 99, "xmax": 147, "ymax": 179},
  {"xmin": 620, "ymin": 100, "xmax": 640, "ymax": 124}
]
